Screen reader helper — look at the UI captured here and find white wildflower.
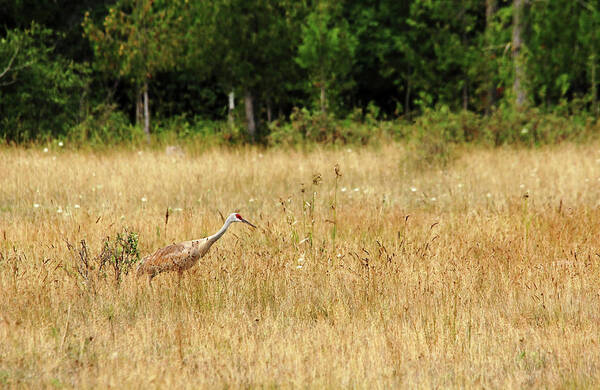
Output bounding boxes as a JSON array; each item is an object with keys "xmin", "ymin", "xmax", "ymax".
[
  {"xmin": 296, "ymin": 253, "xmax": 305, "ymax": 269},
  {"xmin": 74, "ymin": 204, "xmax": 80, "ymax": 209},
  {"xmin": 521, "ymin": 128, "xmax": 528, "ymax": 134},
  {"xmin": 341, "ymin": 187, "xmax": 347, "ymax": 192},
  {"xmin": 410, "ymin": 187, "xmax": 417, "ymax": 192},
  {"xmin": 43, "ymin": 148, "xmax": 48, "ymax": 153},
  {"xmin": 141, "ymin": 197, "xmax": 148, "ymax": 202},
  {"xmin": 33, "ymin": 203, "xmax": 40, "ymax": 208}
]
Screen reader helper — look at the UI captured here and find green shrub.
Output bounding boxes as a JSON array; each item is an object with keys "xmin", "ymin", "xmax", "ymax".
[
  {"xmin": 400, "ymin": 106, "xmax": 480, "ymax": 168},
  {"xmin": 68, "ymin": 104, "xmax": 142, "ymax": 147},
  {"xmin": 484, "ymin": 107, "xmax": 597, "ymax": 146},
  {"xmin": 268, "ymin": 107, "xmax": 385, "ymax": 146},
  {"xmin": 154, "ymin": 115, "xmax": 247, "ymax": 147}
]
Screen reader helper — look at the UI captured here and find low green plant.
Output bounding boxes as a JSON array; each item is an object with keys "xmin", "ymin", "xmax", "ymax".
[
  {"xmin": 484, "ymin": 106, "xmax": 597, "ymax": 146},
  {"xmin": 97, "ymin": 229, "xmax": 140, "ymax": 286},
  {"xmin": 268, "ymin": 107, "xmax": 384, "ymax": 146},
  {"xmin": 153, "ymin": 115, "xmax": 248, "ymax": 149},
  {"xmin": 68, "ymin": 104, "xmax": 142, "ymax": 147},
  {"xmin": 20, "ymin": 100, "xmax": 600, "ymax": 159}
]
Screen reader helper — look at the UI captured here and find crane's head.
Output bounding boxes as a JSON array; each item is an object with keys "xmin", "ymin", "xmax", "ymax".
[{"xmin": 229, "ymin": 212, "xmax": 257, "ymax": 228}]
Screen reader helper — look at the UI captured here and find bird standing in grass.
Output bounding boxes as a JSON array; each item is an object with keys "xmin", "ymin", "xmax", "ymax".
[{"xmin": 136, "ymin": 213, "xmax": 256, "ymax": 283}]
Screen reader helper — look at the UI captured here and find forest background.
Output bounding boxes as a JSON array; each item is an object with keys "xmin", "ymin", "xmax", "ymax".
[{"xmin": 1, "ymin": 0, "xmax": 599, "ymax": 148}]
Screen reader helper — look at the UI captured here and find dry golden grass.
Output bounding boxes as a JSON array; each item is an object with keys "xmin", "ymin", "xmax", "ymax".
[{"xmin": 1, "ymin": 142, "xmax": 600, "ymax": 388}]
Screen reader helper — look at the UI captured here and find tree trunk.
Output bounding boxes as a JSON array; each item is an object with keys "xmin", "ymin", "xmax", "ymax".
[
  {"xmin": 136, "ymin": 88, "xmax": 143, "ymax": 126},
  {"xmin": 244, "ymin": 90, "xmax": 256, "ymax": 140},
  {"xmin": 266, "ymin": 100, "xmax": 272, "ymax": 123},
  {"xmin": 512, "ymin": 0, "xmax": 526, "ymax": 109},
  {"xmin": 591, "ymin": 8, "xmax": 598, "ymax": 118},
  {"xmin": 485, "ymin": 0, "xmax": 497, "ymax": 114},
  {"xmin": 460, "ymin": 3, "xmax": 469, "ymax": 112},
  {"xmin": 592, "ymin": 54, "xmax": 598, "ymax": 117},
  {"xmin": 404, "ymin": 77, "xmax": 411, "ymax": 120},
  {"xmin": 228, "ymin": 90, "xmax": 235, "ymax": 126},
  {"xmin": 320, "ymin": 84, "xmax": 327, "ymax": 113},
  {"xmin": 143, "ymin": 81, "xmax": 150, "ymax": 143}
]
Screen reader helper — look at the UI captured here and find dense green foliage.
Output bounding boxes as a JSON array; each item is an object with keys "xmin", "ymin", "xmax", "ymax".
[{"xmin": 0, "ymin": 0, "xmax": 599, "ymax": 145}]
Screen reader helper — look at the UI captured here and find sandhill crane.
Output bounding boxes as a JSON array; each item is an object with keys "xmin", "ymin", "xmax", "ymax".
[{"xmin": 136, "ymin": 213, "xmax": 256, "ymax": 283}]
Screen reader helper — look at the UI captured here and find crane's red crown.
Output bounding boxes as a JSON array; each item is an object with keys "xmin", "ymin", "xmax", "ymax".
[{"xmin": 235, "ymin": 213, "xmax": 242, "ymax": 220}]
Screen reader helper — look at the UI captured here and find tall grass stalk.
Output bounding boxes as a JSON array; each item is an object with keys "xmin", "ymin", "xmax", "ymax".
[{"xmin": 331, "ymin": 164, "xmax": 341, "ymax": 257}]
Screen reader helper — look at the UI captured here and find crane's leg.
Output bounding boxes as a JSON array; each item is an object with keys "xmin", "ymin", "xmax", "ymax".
[{"xmin": 177, "ymin": 270, "xmax": 183, "ymax": 287}]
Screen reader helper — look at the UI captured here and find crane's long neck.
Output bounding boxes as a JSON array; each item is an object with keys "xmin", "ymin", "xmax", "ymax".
[{"xmin": 207, "ymin": 218, "xmax": 233, "ymax": 244}]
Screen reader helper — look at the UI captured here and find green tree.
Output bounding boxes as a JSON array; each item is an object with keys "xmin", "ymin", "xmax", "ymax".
[
  {"xmin": 357, "ymin": 0, "xmax": 485, "ymax": 117},
  {"xmin": 578, "ymin": 1, "xmax": 600, "ymax": 116},
  {"xmin": 483, "ymin": 0, "xmax": 498, "ymax": 114},
  {"xmin": 511, "ymin": 0, "xmax": 527, "ymax": 108},
  {"xmin": 296, "ymin": 1, "xmax": 358, "ymax": 114},
  {"xmin": 201, "ymin": 0, "xmax": 305, "ymax": 139},
  {"xmin": 83, "ymin": 0, "xmax": 184, "ymax": 141},
  {"xmin": 0, "ymin": 24, "xmax": 89, "ymax": 141},
  {"xmin": 256, "ymin": 1, "xmax": 305, "ymax": 123}
]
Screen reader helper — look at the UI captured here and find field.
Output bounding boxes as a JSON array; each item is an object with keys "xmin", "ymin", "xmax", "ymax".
[{"xmin": 1, "ymin": 142, "xmax": 600, "ymax": 388}]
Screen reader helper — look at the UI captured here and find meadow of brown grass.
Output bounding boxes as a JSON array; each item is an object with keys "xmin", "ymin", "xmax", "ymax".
[{"xmin": 1, "ymin": 142, "xmax": 600, "ymax": 388}]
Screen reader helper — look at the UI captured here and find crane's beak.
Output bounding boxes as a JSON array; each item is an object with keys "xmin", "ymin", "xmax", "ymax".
[{"xmin": 241, "ymin": 218, "xmax": 257, "ymax": 228}]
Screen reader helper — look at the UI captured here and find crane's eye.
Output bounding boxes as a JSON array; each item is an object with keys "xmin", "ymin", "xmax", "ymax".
[{"xmin": 235, "ymin": 213, "xmax": 242, "ymax": 220}]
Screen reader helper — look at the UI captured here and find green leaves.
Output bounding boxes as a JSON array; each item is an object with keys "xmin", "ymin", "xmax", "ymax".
[
  {"xmin": 4, "ymin": 0, "xmax": 600, "ymax": 143},
  {"xmin": 296, "ymin": 2, "xmax": 358, "ymax": 112},
  {"xmin": 82, "ymin": 0, "xmax": 184, "ymax": 85},
  {"xmin": 0, "ymin": 23, "xmax": 89, "ymax": 141}
]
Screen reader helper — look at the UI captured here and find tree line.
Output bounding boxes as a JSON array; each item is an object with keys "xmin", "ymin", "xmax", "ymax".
[{"xmin": 0, "ymin": 0, "xmax": 599, "ymax": 143}]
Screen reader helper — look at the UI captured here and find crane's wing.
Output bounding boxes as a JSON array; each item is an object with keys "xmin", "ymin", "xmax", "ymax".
[
  {"xmin": 136, "ymin": 238, "xmax": 211, "ymax": 277},
  {"xmin": 136, "ymin": 241, "xmax": 191, "ymax": 276}
]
